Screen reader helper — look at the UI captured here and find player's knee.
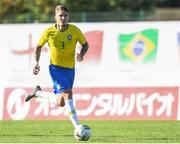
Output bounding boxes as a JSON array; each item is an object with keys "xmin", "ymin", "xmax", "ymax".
[
  {"xmin": 63, "ymin": 89, "xmax": 73, "ymax": 100},
  {"xmin": 57, "ymin": 95, "xmax": 65, "ymax": 107},
  {"xmin": 56, "ymin": 89, "xmax": 72, "ymax": 107}
]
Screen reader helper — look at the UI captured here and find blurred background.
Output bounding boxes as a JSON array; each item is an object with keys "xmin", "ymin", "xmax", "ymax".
[
  {"xmin": 0, "ymin": 0, "xmax": 180, "ymax": 23},
  {"xmin": 0, "ymin": 0, "xmax": 180, "ymax": 121}
]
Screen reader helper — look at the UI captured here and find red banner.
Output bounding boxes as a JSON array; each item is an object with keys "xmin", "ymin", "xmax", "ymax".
[{"xmin": 3, "ymin": 87, "xmax": 179, "ymax": 120}]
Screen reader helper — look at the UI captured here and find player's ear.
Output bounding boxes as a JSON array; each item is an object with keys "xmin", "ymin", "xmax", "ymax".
[{"xmin": 67, "ymin": 15, "xmax": 69, "ymax": 22}]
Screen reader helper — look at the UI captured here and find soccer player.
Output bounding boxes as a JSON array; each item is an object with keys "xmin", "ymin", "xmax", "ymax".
[{"xmin": 25, "ymin": 4, "xmax": 89, "ymax": 129}]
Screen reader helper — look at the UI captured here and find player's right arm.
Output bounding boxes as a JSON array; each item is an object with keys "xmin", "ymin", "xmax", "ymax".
[
  {"xmin": 33, "ymin": 28, "xmax": 48, "ymax": 75},
  {"xmin": 33, "ymin": 45, "xmax": 42, "ymax": 75}
]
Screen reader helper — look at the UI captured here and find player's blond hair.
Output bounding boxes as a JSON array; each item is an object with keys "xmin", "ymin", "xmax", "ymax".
[{"xmin": 55, "ymin": 4, "xmax": 68, "ymax": 14}]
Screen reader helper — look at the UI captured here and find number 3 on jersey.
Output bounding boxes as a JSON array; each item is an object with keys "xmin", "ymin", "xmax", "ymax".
[{"xmin": 60, "ymin": 41, "xmax": 65, "ymax": 49}]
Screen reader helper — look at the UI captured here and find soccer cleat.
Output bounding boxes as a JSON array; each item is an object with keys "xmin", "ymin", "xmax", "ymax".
[{"xmin": 25, "ymin": 85, "xmax": 41, "ymax": 102}]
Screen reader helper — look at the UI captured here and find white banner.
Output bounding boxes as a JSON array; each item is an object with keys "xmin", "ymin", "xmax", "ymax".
[
  {"xmin": 0, "ymin": 22, "xmax": 180, "ymax": 120},
  {"xmin": 0, "ymin": 22, "xmax": 180, "ymax": 87}
]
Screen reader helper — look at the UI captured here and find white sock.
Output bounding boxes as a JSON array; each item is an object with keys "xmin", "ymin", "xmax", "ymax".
[
  {"xmin": 65, "ymin": 99, "xmax": 79, "ymax": 128},
  {"xmin": 36, "ymin": 91, "xmax": 57, "ymax": 105}
]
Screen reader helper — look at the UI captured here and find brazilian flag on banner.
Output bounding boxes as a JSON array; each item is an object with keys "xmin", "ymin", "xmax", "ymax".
[{"xmin": 118, "ymin": 29, "xmax": 158, "ymax": 63}]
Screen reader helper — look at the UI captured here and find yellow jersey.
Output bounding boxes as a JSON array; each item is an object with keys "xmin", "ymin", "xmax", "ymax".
[{"xmin": 38, "ymin": 24, "xmax": 86, "ymax": 68}]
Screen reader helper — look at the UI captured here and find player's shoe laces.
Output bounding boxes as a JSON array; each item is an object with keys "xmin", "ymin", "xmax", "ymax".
[{"xmin": 25, "ymin": 85, "xmax": 41, "ymax": 102}]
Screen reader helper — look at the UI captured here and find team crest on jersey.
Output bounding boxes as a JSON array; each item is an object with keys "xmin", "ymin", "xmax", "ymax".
[{"xmin": 67, "ymin": 35, "xmax": 72, "ymax": 40}]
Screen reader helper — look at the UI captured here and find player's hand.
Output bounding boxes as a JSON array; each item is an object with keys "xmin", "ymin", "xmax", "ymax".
[
  {"xmin": 76, "ymin": 53, "xmax": 83, "ymax": 62},
  {"xmin": 33, "ymin": 64, "xmax": 40, "ymax": 75}
]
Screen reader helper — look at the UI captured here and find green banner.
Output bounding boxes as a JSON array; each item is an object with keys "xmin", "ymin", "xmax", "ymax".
[{"xmin": 118, "ymin": 29, "xmax": 158, "ymax": 63}]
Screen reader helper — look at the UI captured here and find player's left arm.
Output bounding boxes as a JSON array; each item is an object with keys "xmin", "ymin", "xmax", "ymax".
[{"xmin": 76, "ymin": 41, "xmax": 89, "ymax": 62}]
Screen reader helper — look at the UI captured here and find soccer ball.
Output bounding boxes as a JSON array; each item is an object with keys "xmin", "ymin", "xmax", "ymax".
[{"xmin": 74, "ymin": 124, "xmax": 91, "ymax": 141}]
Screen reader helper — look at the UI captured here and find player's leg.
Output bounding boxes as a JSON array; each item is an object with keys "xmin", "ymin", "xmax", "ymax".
[
  {"xmin": 57, "ymin": 93, "xmax": 65, "ymax": 107},
  {"xmin": 25, "ymin": 64, "xmax": 65, "ymax": 106},
  {"xmin": 50, "ymin": 64, "xmax": 80, "ymax": 128},
  {"xmin": 62, "ymin": 89, "xmax": 80, "ymax": 128},
  {"xmin": 25, "ymin": 86, "xmax": 60, "ymax": 105},
  {"xmin": 25, "ymin": 85, "xmax": 41, "ymax": 102}
]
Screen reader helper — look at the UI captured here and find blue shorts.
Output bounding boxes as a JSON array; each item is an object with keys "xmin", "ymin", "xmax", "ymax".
[{"xmin": 49, "ymin": 64, "xmax": 75, "ymax": 94}]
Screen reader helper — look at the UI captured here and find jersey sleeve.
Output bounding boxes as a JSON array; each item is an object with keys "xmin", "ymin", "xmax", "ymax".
[
  {"xmin": 76, "ymin": 28, "xmax": 86, "ymax": 45},
  {"xmin": 37, "ymin": 29, "xmax": 48, "ymax": 47}
]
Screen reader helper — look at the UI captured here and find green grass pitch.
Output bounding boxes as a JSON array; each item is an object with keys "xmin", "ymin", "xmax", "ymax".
[{"xmin": 0, "ymin": 120, "xmax": 180, "ymax": 143}]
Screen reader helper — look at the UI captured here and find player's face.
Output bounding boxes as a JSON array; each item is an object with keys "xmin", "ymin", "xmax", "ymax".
[{"xmin": 55, "ymin": 10, "xmax": 69, "ymax": 26}]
